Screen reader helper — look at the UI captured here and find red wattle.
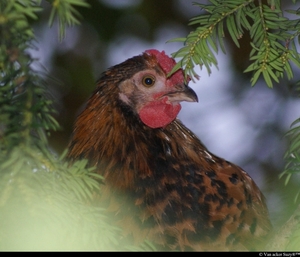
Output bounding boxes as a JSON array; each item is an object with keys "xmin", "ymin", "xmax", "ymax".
[{"xmin": 138, "ymin": 101, "xmax": 181, "ymax": 128}]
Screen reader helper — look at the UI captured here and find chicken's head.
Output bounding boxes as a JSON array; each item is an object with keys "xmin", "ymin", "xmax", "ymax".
[{"xmin": 118, "ymin": 49, "xmax": 198, "ymax": 128}]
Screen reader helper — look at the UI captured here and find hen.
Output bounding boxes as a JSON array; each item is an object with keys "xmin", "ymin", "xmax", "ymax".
[{"xmin": 67, "ymin": 49, "xmax": 272, "ymax": 251}]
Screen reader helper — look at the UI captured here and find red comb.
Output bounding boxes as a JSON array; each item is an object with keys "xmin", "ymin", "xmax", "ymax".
[{"xmin": 145, "ymin": 49, "xmax": 186, "ymax": 86}]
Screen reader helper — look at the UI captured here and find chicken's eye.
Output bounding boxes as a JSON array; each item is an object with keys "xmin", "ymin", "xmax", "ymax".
[{"xmin": 142, "ymin": 75, "xmax": 155, "ymax": 87}]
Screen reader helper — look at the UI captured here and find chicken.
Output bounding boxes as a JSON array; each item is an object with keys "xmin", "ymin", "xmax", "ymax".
[{"xmin": 67, "ymin": 49, "xmax": 272, "ymax": 250}]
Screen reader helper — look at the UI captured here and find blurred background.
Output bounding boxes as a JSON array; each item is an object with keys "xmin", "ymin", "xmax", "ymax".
[{"xmin": 30, "ymin": 0, "xmax": 300, "ymax": 230}]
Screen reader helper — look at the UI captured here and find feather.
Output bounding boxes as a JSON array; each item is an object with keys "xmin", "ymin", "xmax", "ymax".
[{"xmin": 67, "ymin": 50, "xmax": 272, "ymax": 250}]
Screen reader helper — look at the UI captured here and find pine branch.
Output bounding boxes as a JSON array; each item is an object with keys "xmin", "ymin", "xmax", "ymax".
[
  {"xmin": 46, "ymin": 0, "xmax": 90, "ymax": 40},
  {"xmin": 0, "ymin": 0, "xmax": 142, "ymax": 250},
  {"xmin": 169, "ymin": 0, "xmax": 300, "ymax": 88},
  {"xmin": 244, "ymin": 0, "xmax": 291, "ymax": 87},
  {"xmin": 168, "ymin": 0, "xmax": 255, "ymax": 81}
]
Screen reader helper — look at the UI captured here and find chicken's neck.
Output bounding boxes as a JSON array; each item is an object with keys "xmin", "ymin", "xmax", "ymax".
[{"xmin": 68, "ymin": 89, "xmax": 208, "ymax": 191}]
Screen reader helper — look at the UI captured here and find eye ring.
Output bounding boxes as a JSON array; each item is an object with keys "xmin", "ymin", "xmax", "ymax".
[{"xmin": 142, "ymin": 75, "xmax": 155, "ymax": 87}]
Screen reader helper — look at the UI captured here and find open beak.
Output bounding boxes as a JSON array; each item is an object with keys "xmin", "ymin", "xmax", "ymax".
[{"xmin": 164, "ymin": 84, "xmax": 198, "ymax": 103}]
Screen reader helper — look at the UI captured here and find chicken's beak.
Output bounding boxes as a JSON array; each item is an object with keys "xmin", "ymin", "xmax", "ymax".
[{"xmin": 165, "ymin": 84, "xmax": 198, "ymax": 103}]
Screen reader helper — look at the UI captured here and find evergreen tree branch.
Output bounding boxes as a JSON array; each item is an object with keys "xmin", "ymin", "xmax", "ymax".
[
  {"xmin": 169, "ymin": 0, "xmax": 300, "ymax": 88},
  {"xmin": 169, "ymin": 0, "xmax": 255, "ymax": 81},
  {"xmin": 0, "ymin": 0, "xmax": 134, "ymax": 250},
  {"xmin": 46, "ymin": 0, "xmax": 90, "ymax": 40}
]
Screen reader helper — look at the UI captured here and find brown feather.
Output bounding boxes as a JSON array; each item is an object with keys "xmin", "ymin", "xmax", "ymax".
[{"xmin": 67, "ymin": 52, "xmax": 272, "ymax": 250}]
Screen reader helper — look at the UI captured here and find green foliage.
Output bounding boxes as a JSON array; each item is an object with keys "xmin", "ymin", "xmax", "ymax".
[
  {"xmin": 265, "ymin": 205, "xmax": 300, "ymax": 250},
  {"xmin": 0, "ymin": 0, "xmax": 57, "ymax": 150},
  {"xmin": 47, "ymin": 0, "xmax": 90, "ymax": 40},
  {"xmin": 285, "ymin": 212, "xmax": 300, "ymax": 251},
  {"xmin": 169, "ymin": 0, "xmax": 300, "ymax": 88},
  {"xmin": 0, "ymin": 147, "xmax": 121, "ymax": 250},
  {"xmin": 281, "ymin": 118, "xmax": 300, "ymax": 203},
  {"xmin": 0, "ymin": 0, "xmax": 148, "ymax": 251}
]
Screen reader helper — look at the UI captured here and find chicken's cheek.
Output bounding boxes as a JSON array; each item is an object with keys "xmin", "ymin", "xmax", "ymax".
[{"xmin": 138, "ymin": 101, "xmax": 181, "ymax": 128}]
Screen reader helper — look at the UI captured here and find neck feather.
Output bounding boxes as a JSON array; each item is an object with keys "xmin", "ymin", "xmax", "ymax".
[{"xmin": 67, "ymin": 85, "xmax": 206, "ymax": 190}]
